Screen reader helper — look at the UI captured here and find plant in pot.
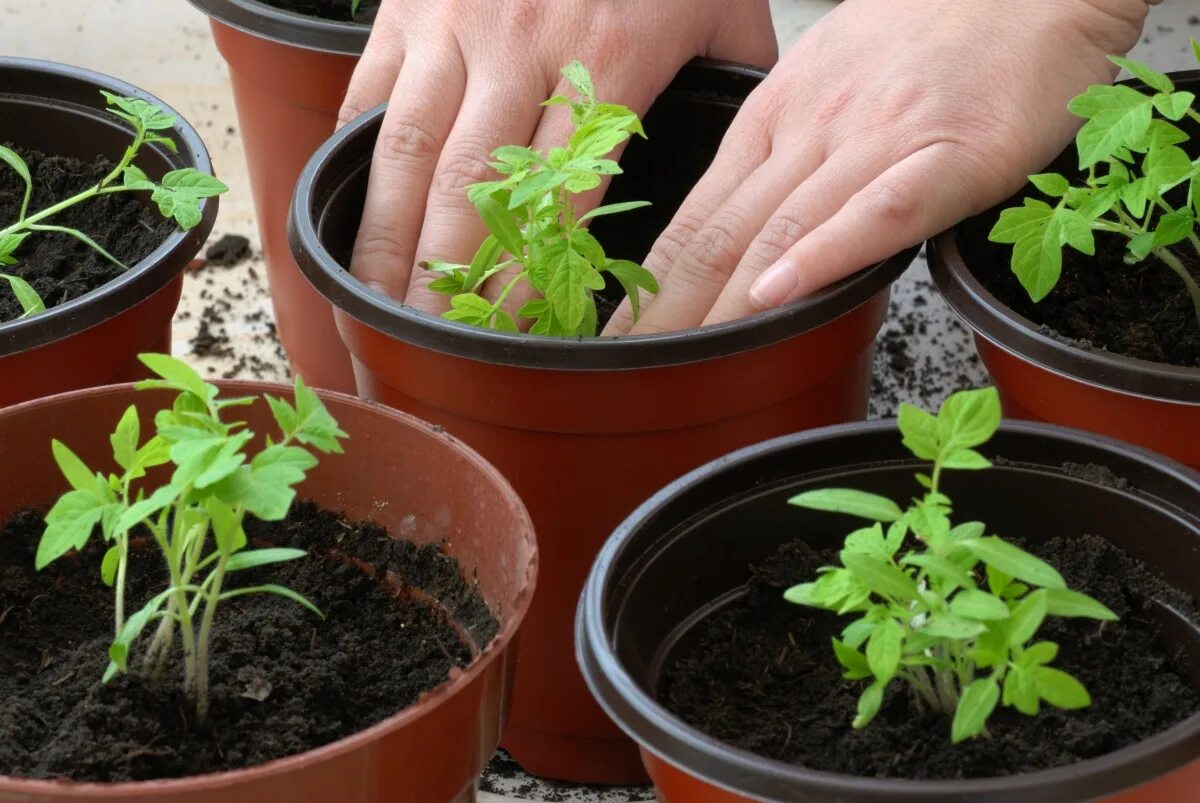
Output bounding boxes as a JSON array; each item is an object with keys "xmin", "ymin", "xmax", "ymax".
[
  {"xmin": 929, "ymin": 49, "xmax": 1200, "ymax": 469},
  {"xmin": 578, "ymin": 387, "xmax": 1200, "ymax": 803},
  {"xmin": 185, "ymin": 0, "xmax": 380, "ymax": 393},
  {"xmin": 0, "ymin": 355, "xmax": 537, "ymax": 803},
  {"xmin": 290, "ymin": 59, "xmax": 916, "ymax": 783},
  {"xmin": 0, "ymin": 58, "xmax": 223, "ymax": 407}
]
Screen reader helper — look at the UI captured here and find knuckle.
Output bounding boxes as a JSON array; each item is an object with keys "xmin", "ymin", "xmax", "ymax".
[
  {"xmin": 501, "ymin": 0, "xmax": 543, "ymax": 37},
  {"xmin": 432, "ymin": 144, "xmax": 495, "ymax": 201},
  {"xmin": 757, "ymin": 212, "xmax": 808, "ymax": 257},
  {"xmin": 377, "ymin": 118, "xmax": 442, "ymax": 166},
  {"xmin": 858, "ymin": 177, "xmax": 920, "ymax": 229},
  {"xmin": 652, "ymin": 212, "xmax": 706, "ymax": 265},
  {"xmin": 354, "ymin": 229, "xmax": 411, "ymax": 266},
  {"xmin": 337, "ymin": 95, "xmax": 372, "ymax": 128},
  {"xmin": 685, "ymin": 214, "xmax": 746, "ymax": 277}
]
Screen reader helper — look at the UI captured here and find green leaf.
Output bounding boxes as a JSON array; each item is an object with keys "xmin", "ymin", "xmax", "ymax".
[
  {"xmin": 832, "ymin": 637, "xmax": 872, "ymax": 680},
  {"xmin": 852, "ymin": 681, "xmax": 885, "ymax": 729},
  {"xmin": 580, "ymin": 200, "xmax": 651, "ymax": 222},
  {"xmin": 952, "ymin": 678, "xmax": 999, "ymax": 743},
  {"xmin": 789, "ymin": 488, "xmax": 904, "ymax": 522},
  {"xmin": 938, "ymin": 387, "xmax": 1002, "ymax": 455},
  {"xmin": 1153, "ymin": 210, "xmax": 1196, "ymax": 250},
  {"xmin": 1044, "ymin": 588, "xmax": 1118, "ymax": 621},
  {"xmin": 561, "ymin": 61, "xmax": 595, "ymax": 103},
  {"xmin": 444, "ymin": 292, "xmax": 494, "ymax": 326},
  {"xmin": 604, "ymin": 259, "xmax": 658, "ymax": 320},
  {"xmin": 1143, "ymin": 145, "xmax": 1193, "ymax": 193},
  {"xmin": 1004, "ymin": 665, "xmax": 1041, "ymax": 715},
  {"xmin": 52, "ymin": 439, "xmax": 98, "ymax": 493},
  {"xmin": 0, "ymin": 144, "xmax": 33, "ymax": 220},
  {"xmin": 0, "ymin": 232, "xmax": 29, "ymax": 265},
  {"xmin": 101, "ymin": 91, "xmax": 176, "ymax": 131},
  {"xmin": 137, "ymin": 353, "xmax": 214, "ymax": 402},
  {"xmin": 1108, "ymin": 56, "xmax": 1173, "ymax": 93},
  {"xmin": 473, "ymin": 191, "xmax": 525, "ymax": 258},
  {"xmin": 1008, "ymin": 589, "xmax": 1049, "ymax": 646},
  {"xmin": 289, "ymin": 376, "xmax": 347, "ymax": 453},
  {"xmin": 100, "ymin": 545, "xmax": 121, "ymax": 587},
  {"xmin": 463, "ymin": 235, "xmax": 503, "ymax": 292},
  {"xmin": 1069, "ymin": 84, "xmax": 1154, "ymax": 168},
  {"xmin": 866, "ymin": 619, "xmax": 902, "ymax": 683},
  {"xmin": 902, "ymin": 553, "xmax": 974, "ymax": 591},
  {"xmin": 122, "ymin": 164, "xmax": 155, "ymax": 191},
  {"xmin": 1, "ymin": 272, "xmax": 45, "ymax": 317},
  {"xmin": 547, "ymin": 250, "xmax": 603, "ymax": 330},
  {"xmin": 509, "ymin": 169, "xmax": 567, "ymax": 210},
  {"xmin": 897, "ymin": 403, "xmax": 939, "ymax": 460},
  {"xmin": 962, "ymin": 537, "xmax": 1066, "ymax": 590},
  {"xmin": 219, "ymin": 584, "xmax": 323, "ymax": 619},
  {"xmin": 206, "ymin": 497, "xmax": 243, "ymax": 554},
  {"xmin": 110, "ymin": 405, "xmax": 141, "ymax": 472},
  {"xmin": 38, "ymin": 490, "xmax": 106, "ymax": 569},
  {"xmin": 215, "ymin": 444, "xmax": 318, "ymax": 520},
  {"xmin": 114, "ymin": 482, "xmax": 179, "ymax": 535},
  {"xmin": 1152, "ymin": 91, "xmax": 1195, "ymax": 121},
  {"xmin": 921, "ymin": 613, "xmax": 987, "ymax": 639},
  {"xmin": 225, "ymin": 547, "xmax": 307, "ymax": 572},
  {"xmin": 951, "ymin": 589, "xmax": 1011, "ymax": 621},
  {"xmin": 842, "ymin": 552, "xmax": 919, "ymax": 601},
  {"xmin": 1035, "ymin": 667, "xmax": 1091, "ymax": 709},
  {"xmin": 1029, "ymin": 173, "xmax": 1070, "ymax": 197},
  {"xmin": 1019, "ymin": 641, "xmax": 1059, "ymax": 667},
  {"xmin": 940, "ymin": 448, "xmax": 991, "ymax": 470},
  {"xmin": 150, "ymin": 168, "xmax": 227, "ymax": 230}
]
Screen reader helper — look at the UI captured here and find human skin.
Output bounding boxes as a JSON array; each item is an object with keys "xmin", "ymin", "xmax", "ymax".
[{"xmin": 339, "ymin": 0, "xmax": 1151, "ymax": 334}]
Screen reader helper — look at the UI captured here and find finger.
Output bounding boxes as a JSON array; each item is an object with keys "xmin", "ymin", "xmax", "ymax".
[
  {"xmin": 601, "ymin": 112, "xmax": 771, "ymax": 335},
  {"xmin": 349, "ymin": 55, "xmax": 466, "ymax": 299},
  {"xmin": 702, "ymin": 145, "xmax": 891, "ymax": 324},
  {"xmin": 338, "ymin": 15, "xmax": 405, "ymax": 128},
  {"xmin": 403, "ymin": 71, "xmax": 546, "ymax": 314},
  {"xmin": 747, "ymin": 143, "xmax": 972, "ymax": 309}
]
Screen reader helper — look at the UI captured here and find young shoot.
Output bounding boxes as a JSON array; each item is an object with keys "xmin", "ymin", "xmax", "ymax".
[
  {"xmin": 1, "ymin": 92, "xmax": 228, "ymax": 320},
  {"xmin": 423, "ymin": 61, "xmax": 659, "ymax": 336},
  {"xmin": 785, "ymin": 387, "xmax": 1118, "ymax": 744},
  {"xmin": 989, "ymin": 45, "xmax": 1200, "ymax": 326},
  {"xmin": 36, "ymin": 354, "xmax": 347, "ymax": 725}
]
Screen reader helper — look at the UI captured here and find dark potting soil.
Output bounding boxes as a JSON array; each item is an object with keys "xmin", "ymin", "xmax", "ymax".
[
  {"xmin": 0, "ymin": 146, "xmax": 173, "ymax": 324},
  {"xmin": 0, "ymin": 501, "xmax": 498, "ymax": 782},
  {"xmin": 258, "ymin": 0, "xmax": 380, "ymax": 23},
  {"xmin": 966, "ymin": 223, "xmax": 1200, "ymax": 368},
  {"xmin": 662, "ymin": 534, "xmax": 1200, "ymax": 780}
]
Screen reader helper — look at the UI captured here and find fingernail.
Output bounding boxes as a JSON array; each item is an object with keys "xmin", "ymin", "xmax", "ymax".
[
  {"xmin": 364, "ymin": 280, "xmax": 391, "ymax": 298},
  {"xmin": 750, "ymin": 259, "xmax": 798, "ymax": 309}
]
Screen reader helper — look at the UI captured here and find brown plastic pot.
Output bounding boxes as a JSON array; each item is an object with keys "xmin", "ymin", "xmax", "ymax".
[
  {"xmin": 186, "ymin": 0, "xmax": 369, "ymax": 393},
  {"xmin": 578, "ymin": 420, "xmax": 1200, "ymax": 802},
  {"xmin": 928, "ymin": 71, "xmax": 1200, "ymax": 471},
  {"xmin": 0, "ymin": 380, "xmax": 537, "ymax": 802},
  {"xmin": 0, "ymin": 59, "xmax": 217, "ymax": 408},
  {"xmin": 289, "ymin": 60, "xmax": 916, "ymax": 783}
]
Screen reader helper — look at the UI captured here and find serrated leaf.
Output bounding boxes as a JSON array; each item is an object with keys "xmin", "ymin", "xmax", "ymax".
[
  {"xmin": 1152, "ymin": 210, "xmax": 1195, "ymax": 250},
  {"xmin": 1152, "ymin": 91, "xmax": 1194, "ymax": 121},
  {"xmin": 897, "ymin": 403, "xmax": 939, "ymax": 460},
  {"xmin": 1069, "ymin": 85, "xmax": 1153, "ymax": 168},
  {"xmin": 444, "ymin": 292, "xmax": 494, "ymax": 326},
  {"xmin": 1109, "ymin": 56, "xmax": 1173, "ymax": 93},
  {"xmin": 789, "ymin": 488, "xmax": 904, "ymax": 522},
  {"xmin": 605, "ymin": 259, "xmax": 658, "ymax": 320},
  {"xmin": 938, "ymin": 387, "xmax": 1001, "ymax": 455},
  {"xmin": 561, "ymin": 61, "xmax": 595, "ymax": 103},
  {"xmin": 38, "ymin": 491, "xmax": 106, "ymax": 569},
  {"xmin": 1144, "ymin": 145, "xmax": 1193, "ymax": 193},
  {"xmin": 1029, "ymin": 173, "xmax": 1070, "ymax": 197},
  {"xmin": 940, "ymin": 448, "xmax": 992, "ymax": 470},
  {"xmin": 952, "ymin": 678, "xmax": 999, "ymax": 743}
]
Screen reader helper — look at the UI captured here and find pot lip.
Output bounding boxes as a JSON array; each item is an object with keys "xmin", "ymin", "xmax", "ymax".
[
  {"xmin": 0, "ymin": 57, "xmax": 217, "ymax": 356},
  {"xmin": 0, "ymin": 380, "xmax": 538, "ymax": 798},
  {"xmin": 288, "ymin": 61, "xmax": 916, "ymax": 372},
  {"xmin": 185, "ymin": 0, "xmax": 369, "ymax": 56},
  {"xmin": 578, "ymin": 418, "xmax": 1200, "ymax": 801},
  {"xmin": 927, "ymin": 69, "xmax": 1200, "ymax": 405}
]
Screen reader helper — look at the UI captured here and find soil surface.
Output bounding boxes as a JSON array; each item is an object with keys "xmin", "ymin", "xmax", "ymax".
[
  {"xmin": 662, "ymin": 534, "xmax": 1200, "ymax": 780},
  {"xmin": 259, "ymin": 0, "xmax": 380, "ymax": 23},
  {"xmin": 0, "ymin": 147, "xmax": 174, "ymax": 323},
  {"xmin": 963, "ymin": 212, "xmax": 1200, "ymax": 369},
  {"xmin": 0, "ymin": 501, "xmax": 497, "ymax": 782}
]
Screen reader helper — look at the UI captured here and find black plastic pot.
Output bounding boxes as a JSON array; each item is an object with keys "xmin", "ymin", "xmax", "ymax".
[
  {"xmin": 186, "ymin": 0, "xmax": 371, "ymax": 393},
  {"xmin": 289, "ymin": 59, "xmax": 916, "ymax": 782},
  {"xmin": 0, "ymin": 58, "xmax": 218, "ymax": 407},
  {"xmin": 578, "ymin": 420, "xmax": 1200, "ymax": 802},
  {"xmin": 929, "ymin": 71, "xmax": 1200, "ymax": 470}
]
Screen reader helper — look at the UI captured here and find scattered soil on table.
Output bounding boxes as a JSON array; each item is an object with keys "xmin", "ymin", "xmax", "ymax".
[
  {"xmin": 0, "ymin": 501, "xmax": 497, "ymax": 782},
  {"xmin": 204, "ymin": 233, "xmax": 251, "ymax": 268},
  {"xmin": 259, "ymin": 0, "xmax": 380, "ymax": 23},
  {"xmin": 961, "ymin": 212, "xmax": 1200, "ymax": 368},
  {"xmin": 0, "ymin": 147, "xmax": 174, "ymax": 323},
  {"xmin": 662, "ymin": 534, "xmax": 1199, "ymax": 780}
]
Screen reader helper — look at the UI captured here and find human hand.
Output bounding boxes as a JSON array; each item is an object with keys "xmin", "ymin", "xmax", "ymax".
[
  {"xmin": 604, "ymin": 0, "xmax": 1149, "ymax": 335},
  {"xmin": 339, "ymin": 0, "xmax": 777, "ymax": 314}
]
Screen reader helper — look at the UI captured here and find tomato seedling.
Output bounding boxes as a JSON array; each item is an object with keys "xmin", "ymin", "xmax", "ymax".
[
  {"xmin": 0, "ymin": 92, "xmax": 228, "ymax": 320},
  {"xmin": 36, "ymin": 354, "xmax": 347, "ymax": 725},
  {"xmin": 423, "ymin": 61, "xmax": 658, "ymax": 336},
  {"xmin": 785, "ymin": 387, "xmax": 1117, "ymax": 743},
  {"xmin": 990, "ymin": 45, "xmax": 1200, "ymax": 325}
]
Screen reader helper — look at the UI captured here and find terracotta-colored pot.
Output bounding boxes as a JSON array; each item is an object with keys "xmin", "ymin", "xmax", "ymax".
[
  {"xmin": 186, "ymin": 0, "xmax": 367, "ymax": 392},
  {"xmin": 0, "ymin": 59, "xmax": 217, "ymax": 407},
  {"xmin": 578, "ymin": 420, "xmax": 1200, "ymax": 802},
  {"xmin": 0, "ymin": 380, "xmax": 536, "ymax": 802},
  {"xmin": 289, "ymin": 60, "xmax": 916, "ymax": 783},
  {"xmin": 928, "ymin": 71, "xmax": 1200, "ymax": 470}
]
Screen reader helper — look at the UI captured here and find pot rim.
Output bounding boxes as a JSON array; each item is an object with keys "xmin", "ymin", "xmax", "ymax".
[
  {"xmin": 578, "ymin": 418, "xmax": 1200, "ymax": 802},
  {"xmin": 288, "ymin": 60, "xmax": 916, "ymax": 371},
  {"xmin": 0, "ymin": 57, "xmax": 218, "ymax": 356},
  {"xmin": 927, "ymin": 69, "xmax": 1200, "ymax": 405},
  {"xmin": 0, "ymin": 380, "xmax": 538, "ymax": 798},
  {"xmin": 185, "ymin": 0, "xmax": 370, "ymax": 56}
]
